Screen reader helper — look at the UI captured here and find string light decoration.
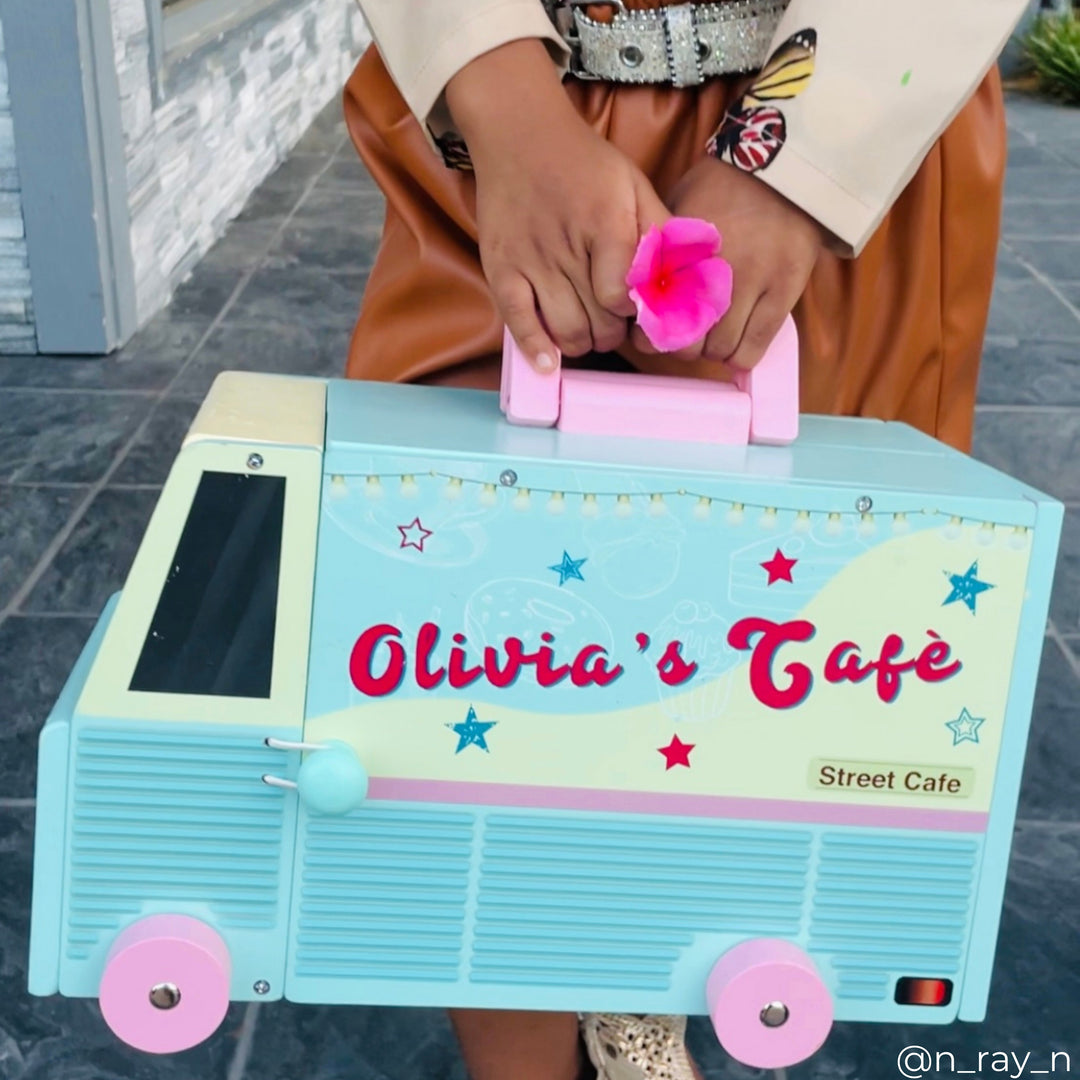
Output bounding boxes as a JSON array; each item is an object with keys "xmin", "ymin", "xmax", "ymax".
[{"xmin": 329, "ymin": 469, "xmax": 1034, "ymax": 545}]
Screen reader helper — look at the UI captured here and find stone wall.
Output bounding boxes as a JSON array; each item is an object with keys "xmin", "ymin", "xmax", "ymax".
[
  {"xmin": 0, "ymin": 15, "xmax": 36, "ymax": 354},
  {"xmin": 110, "ymin": 0, "xmax": 367, "ymax": 326}
]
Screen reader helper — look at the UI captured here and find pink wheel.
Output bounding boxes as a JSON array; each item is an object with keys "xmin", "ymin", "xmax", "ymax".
[
  {"xmin": 706, "ymin": 938, "xmax": 833, "ymax": 1069},
  {"xmin": 99, "ymin": 915, "xmax": 231, "ymax": 1053}
]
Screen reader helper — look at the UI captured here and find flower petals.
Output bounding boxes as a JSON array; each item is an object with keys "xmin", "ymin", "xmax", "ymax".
[
  {"xmin": 657, "ymin": 218, "xmax": 722, "ymax": 274},
  {"xmin": 625, "ymin": 217, "xmax": 733, "ymax": 352},
  {"xmin": 637, "ymin": 291, "xmax": 722, "ymax": 352},
  {"xmin": 680, "ymin": 255, "xmax": 733, "ymax": 315},
  {"xmin": 625, "ymin": 224, "xmax": 664, "ymax": 290}
]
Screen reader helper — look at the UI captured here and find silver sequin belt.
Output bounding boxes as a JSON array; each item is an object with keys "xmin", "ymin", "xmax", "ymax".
[{"xmin": 544, "ymin": 0, "xmax": 790, "ymax": 87}]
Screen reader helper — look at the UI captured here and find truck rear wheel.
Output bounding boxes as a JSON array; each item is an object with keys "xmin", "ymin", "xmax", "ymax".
[{"xmin": 706, "ymin": 938, "xmax": 833, "ymax": 1069}]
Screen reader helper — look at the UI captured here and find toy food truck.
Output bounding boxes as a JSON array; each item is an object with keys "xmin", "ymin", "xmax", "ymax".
[{"xmin": 27, "ymin": 319, "xmax": 1061, "ymax": 1070}]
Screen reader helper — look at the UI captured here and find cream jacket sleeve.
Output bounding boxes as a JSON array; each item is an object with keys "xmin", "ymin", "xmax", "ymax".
[
  {"xmin": 356, "ymin": 0, "xmax": 569, "ymax": 136},
  {"xmin": 752, "ymin": 0, "xmax": 1028, "ymax": 254},
  {"xmin": 356, "ymin": 0, "xmax": 1027, "ymax": 254}
]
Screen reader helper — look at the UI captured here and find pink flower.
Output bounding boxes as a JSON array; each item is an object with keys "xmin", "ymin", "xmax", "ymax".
[{"xmin": 625, "ymin": 217, "xmax": 733, "ymax": 352}]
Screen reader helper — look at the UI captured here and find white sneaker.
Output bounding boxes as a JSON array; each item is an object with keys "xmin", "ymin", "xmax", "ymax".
[{"xmin": 580, "ymin": 1014, "xmax": 698, "ymax": 1080}]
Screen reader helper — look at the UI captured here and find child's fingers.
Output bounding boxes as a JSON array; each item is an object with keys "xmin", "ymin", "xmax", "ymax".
[
  {"xmin": 633, "ymin": 173, "xmax": 672, "ymax": 233},
  {"xmin": 493, "ymin": 273, "xmax": 559, "ymax": 372},
  {"xmin": 721, "ymin": 290, "xmax": 790, "ymax": 372},
  {"xmin": 629, "ymin": 323, "xmax": 706, "ymax": 363},
  {"xmin": 535, "ymin": 273, "xmax": 596, "ymax": 358},
  {"xmin": 569, "ymin": 261, "xmax": 631, "ymax": 352},
  {"xmin": 630, "ymin": 323, "xmax": 658, "ymax": 355},
  {"xmin": 700, "ymin": 280, "xmax": 758, "ymax": 364},
  {"xmin": 589, "ymin": 234, "xmax": 637, "ymax": 319}
]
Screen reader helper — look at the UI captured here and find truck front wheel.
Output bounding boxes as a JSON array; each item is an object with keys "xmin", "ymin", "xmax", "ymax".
[{"xmin": 99, "ymin": 914, "xmax": 231, "ymax": 1053}]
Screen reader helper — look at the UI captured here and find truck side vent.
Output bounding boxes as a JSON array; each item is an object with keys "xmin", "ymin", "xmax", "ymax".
[
  {"xmin": 810, "ymin": 833, "xmax": 978, "ymax": 1001},
  {"xmin": 295, "ymin": 807, "xmax": 475, "ymax": 982},
  {"xmin": 473, "ymin": 815, "xmax": 811, "ymax": 990},
  {"xmin": 66, "ymin": 728, "xmax": 288, "ymax": 960}
]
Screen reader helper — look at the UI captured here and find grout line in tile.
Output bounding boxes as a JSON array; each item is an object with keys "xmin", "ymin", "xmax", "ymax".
[
  {"xmin": 0, "ymin": 149, "xmax": 345, "ymax": 626},
  {"xmin": 0, "ymin": 386, "xmax": 159, "ymax": 397},
  {"xmin": 1046, "ymin": 625, "xmax": 1080, "ymax": 682},
  {"xmin": 975, "ymin": 403, "xmax": 1080, "ymax": 413},
  {"xmin": 310, "ymin": 182, "xmax": 383, "ymax": 197},
  {"xmin": 1005, "ymin": 122, "xmax": 1036, "ymax": 143},
  {"xmin": 1000, "ymin": 242, "xmax": 1080, "ymax": 323},
  {"xmin": 1013, "ymin": 818, "xmax": 1080, "ymax": 831},
  {"xmin": 1012, "ymin": 144, "xmax": 1080, "ymax": 171},
  {"xmin": 1001, "ymin": 237, "xmax": 1080, "ymax": 249},
  {"xmin": 1003, "ymin": 196, "xmax": 1080, "ymax": 206},
  {"xmin": 1001, "ymin": 233, "xmax": 1080, "ymax": 242},
  {"xmin": 12, "ymin": 609, "xmax": 111, "ymax": 620},
  {"xmin": 225, "ymin": 1002, "xmax": 261, "ymax": 1080},
  {"xmin": 4, "ymin": 481, "xmax": 94, "ymax": 491}
]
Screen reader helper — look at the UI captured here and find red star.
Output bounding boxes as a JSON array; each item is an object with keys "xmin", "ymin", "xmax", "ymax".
[
  {"xmin": 761, "ymin": 548, "xmax": 797, "ymax": 585},
  {"xmin": 658, "ymin": 735, "xmax": 695, "ymax": 770},
  {"xmin": 397, "ymin": 517, "xmax": 433, "ymax": 552}
]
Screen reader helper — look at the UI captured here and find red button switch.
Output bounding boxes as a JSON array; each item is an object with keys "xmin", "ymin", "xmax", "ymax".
[{"xmin": 895, "ymin": 977, "xmax": 953, "ymax": 1007}]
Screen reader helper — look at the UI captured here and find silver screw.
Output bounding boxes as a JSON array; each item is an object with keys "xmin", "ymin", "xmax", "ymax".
[
  {"xmin": 619, "ymin": 44, "xmax": 644, "ymax": 67},
  {"xmin": 247, "ymin": 453, "xmax": 264, "ymax": 470},
  {"xmin": 760, "ymin": 1001, "xmax": 789, "ymax": 1028},
  {"xmin": 149, "ymin": 982, "xmax": 182, "ymax": 1010},
  {"xmin": 253, "ymin": 979, "xmax": 271, "ymax": 995},
  {"xmin": 855, "ymin": 495, "xmax": 873, "ymax": 514},
  {"xmin": 499, "ymin": 469, "xmax": 518, "ymax": 487}
]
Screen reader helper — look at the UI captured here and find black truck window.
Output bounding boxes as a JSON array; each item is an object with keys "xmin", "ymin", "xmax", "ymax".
[{"xmin": 129, "ymin": 471, "xmax": 286, "ymax": 698}]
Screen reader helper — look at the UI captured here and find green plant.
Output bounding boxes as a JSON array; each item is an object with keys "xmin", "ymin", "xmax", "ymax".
[{"xmin": 1023, "ymin": 10, "xmax": 1080, "ymax": 104}]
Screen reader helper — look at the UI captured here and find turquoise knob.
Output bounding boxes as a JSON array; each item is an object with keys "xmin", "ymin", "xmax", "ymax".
[{"xmin": 296, "ymin": 741, "xmax": 368, "ymax": 815}]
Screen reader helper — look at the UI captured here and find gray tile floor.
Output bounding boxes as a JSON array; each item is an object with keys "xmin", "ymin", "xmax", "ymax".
[{"xmin": 1, "ymin": 94, "xmax": 1079, "ymax": 1079}]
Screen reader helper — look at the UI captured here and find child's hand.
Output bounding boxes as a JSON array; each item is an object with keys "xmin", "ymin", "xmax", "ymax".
[
  {"xmin": 631, "ymin": 157, "xmax": 826, "ymax": 370},
  {"xmin": 446, "ymin": 41, "xmax": 670, "ymax": 370}
]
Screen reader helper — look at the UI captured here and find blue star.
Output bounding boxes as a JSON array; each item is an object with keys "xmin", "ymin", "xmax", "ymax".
[
  {"xmin": 447, "ymin": 705, "xmax": 496, "ymax": 753},
  {"xmin": 943, "ymin": 561, "xmax": 994, "ymax": 613},
  {"xmin": 548, "ymin": 550, "xmax": 587, "ymax": 586},
  {"xmin": 945, "ymin": 707, "xmax": 985, "ymax": 746}
]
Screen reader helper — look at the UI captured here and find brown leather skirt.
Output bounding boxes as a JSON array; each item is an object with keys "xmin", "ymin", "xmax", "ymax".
[{"xmin": 342, "ymin": 44, "xmax": 1006, "ymax": 452}]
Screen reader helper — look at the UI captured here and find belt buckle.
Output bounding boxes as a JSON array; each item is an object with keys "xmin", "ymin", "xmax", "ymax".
[{"xmin": 558, "ymin": 0, "xmax": 629, "ymax": 80}]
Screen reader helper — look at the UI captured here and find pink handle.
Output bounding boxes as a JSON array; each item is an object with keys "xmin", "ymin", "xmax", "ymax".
[
  {"xmin": 499, "ymin": 316, "xmax": 799, "ymax": 446},
  {"xmin": 499, "ymin": 327, "xmax": 560, "ymax": 427}
]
